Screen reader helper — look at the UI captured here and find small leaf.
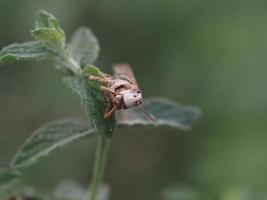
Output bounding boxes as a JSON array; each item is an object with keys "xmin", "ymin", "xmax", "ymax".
[
  {"xmin": 117, "ymin": 97, "xmax": 201, "ymax": 130},
  {"xmin": 31, "ymin": 28, "xmax": 64, "ymax": 46},
  {"xmin": 35, "ymin": 10, "xmax": 65, "ymax": 42},
  {"xmin": 31, "ymin": 11, "xmax": 66, "ymax": 57},
  {"xmin": 36, "ymin": 10, "xmax": 59, "ymax": 28},
  {"xmin": 69, "ymin": 27, "xmax": 100, "ymax": 67},
  {"xmin": 64, "ymin": 66, "xmax": 116, "ymax": 139},
  {"xmin": 0, "ymin": 10, "xmax": 66, "ymax": 65},
  {"xmin": 0, "ymin": 41, "xmax": 53, "ymax": 64},
  {"xmin": 83, "ymin": 66, "xmax": 116, "ymax": 138},
  {"xmin": 11, "ymin": 119, "xmax": 95, "ymax": 169}
]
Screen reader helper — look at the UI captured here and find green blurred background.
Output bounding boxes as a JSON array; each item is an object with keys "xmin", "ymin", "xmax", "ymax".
[{"xmin": 1, "ymin": 0, "xmax": 267, "ymax": 199}]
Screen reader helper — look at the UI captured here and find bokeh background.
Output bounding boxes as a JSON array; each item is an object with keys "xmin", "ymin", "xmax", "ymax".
[{"xmin": 1, "ymin": 0, "xmax": 267, "ymax": 200}]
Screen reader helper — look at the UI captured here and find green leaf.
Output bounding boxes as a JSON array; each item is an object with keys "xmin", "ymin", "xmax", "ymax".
[
  {"xmin": 31, "ymin": 10, "xmax": 66, "ymax": 54},
  {"xmin": 0, "ymin": 10, "xmax": 66, "ymax": 65},
  {"xmin": 117, "ymin": 97, "xmax": 201, "ymax": 130},
  {"xmin": 36, "ymin": 10, "xmax": 59, "ymax": 28},
  {"xmin": 35, "ymin": 10, "xmax": 65, "ymax": 41},
  {"xmin": 69, "ymin": 27, "xmax": 100, "ymax": 67},
  {"xmin": 64, "ymin": 66, "xmax": 116, "ymax": 139},
  {"xmin": 31, "ymin": 28, "xmax": 64, "ymax": 46},
  {"xmin": 83, "ymin": 66, "xmax": 116, "ymax": 138},
  {"xmin": 63, "ymin": 76, "xmax": 84, "ymax": 97},
  {"xmin": 0, "ymin": 41, "xmax": 53, "ymax": 64},
  {"xmin": 11, "ymin": 119, "xmax": 95, "ymax": 169}
]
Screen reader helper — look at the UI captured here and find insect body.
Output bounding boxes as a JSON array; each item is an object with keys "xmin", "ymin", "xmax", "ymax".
[{"xmin": 88, "ymin": 63, "xmax": 156, "ymax": 123}]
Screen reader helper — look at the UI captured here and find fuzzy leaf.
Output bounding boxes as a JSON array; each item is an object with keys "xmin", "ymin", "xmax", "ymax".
[
  {"xmin": 63, "ymin": 76, "xmax": 85, "ymax": 98},
  {"xmin": 11, "ymin": 119, "xmax": 95, "ymax": 169},
  {"xmin": 64, "ymin": 66, "xmax": 116, "ymax": 139},
  {"xmin": 36, "ymin": 10, "xmax": 59, "ymax": 28},
  {"xmin": 35, "ymin": 10, "xmax": 65, "ymax": 41},
  {"xmin": 82, "ymin": 66, "xmax": 116, "ymax": 138},
  {"xmin": 0, "ymin": 41, "xmax": 53, "ymax": 64},
  {"xmin": 31, "ymin": 10, "xmax": 66, "ymax": 56},
  {"xmin": 31, "ymin": 28, "xmax": 64, "ymax": 46},
  {"xmin": 117, "ymin": 98, "xmax": 201, "ymax": 130},
  {"xmin": 69, "ymin": 27, "xmax": 99, "ymax": 67},
  {"xmin": 0, "ymin": 11, "xmax": 66, "ymax": 65}
]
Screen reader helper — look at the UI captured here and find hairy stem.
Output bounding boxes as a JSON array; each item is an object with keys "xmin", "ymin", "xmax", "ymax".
[{"xmin": 89, "ymin": 135, "xmax": 110, "ymax": 200}]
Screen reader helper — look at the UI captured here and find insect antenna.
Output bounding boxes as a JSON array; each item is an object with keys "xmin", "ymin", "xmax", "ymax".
[{"xmin": 138, "ymin": 106, "xmax": 157, "ymax": 125}]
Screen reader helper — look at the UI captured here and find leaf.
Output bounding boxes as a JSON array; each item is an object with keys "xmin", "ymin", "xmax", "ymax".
[
  {"xmin": 36, "ymin": 10, "xmax": 59, "ymax": 28},
  {"xmin": 31, "ymin": 28, "xmax": 64, "ymax": 46},
  {"xmin": 63, "ymin": 76, "xmax": 84, "ymax": 98},
  {"xmin": 35, "ymin": 10, "xmax": 65, "ymax": 42},
  {"xmin": 82, "ymin": 66, "xmax": 116, "ymax": 138},
  {"xmin": 69, "ymin": 27, "xmax": 100, "ymax": 67},
  {"xmin": 117, "ymin": 97, "xmax": 201, "ymax": 130},
  {"xmin": 64, "ymin": 66, "xmax": 116, "ymax": 139},
  {"xmin": 0, "ymin": 41, "xmax": 53, "ymax": 64},
  {"xmin": 0, "ymin": 10, "xmax": 66, "ymax": 65},
  {"xmin": 11, "ymin": 119, "xmax": 95, "ymax": 169},
  {"xmin": 31, "ymin": 10, "xmax": 66, "ymax": 56}
]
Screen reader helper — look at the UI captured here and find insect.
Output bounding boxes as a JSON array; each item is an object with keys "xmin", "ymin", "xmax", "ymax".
[{"xmin": 88, "ymin": 63, "xmax": 156, "ymax": 124}]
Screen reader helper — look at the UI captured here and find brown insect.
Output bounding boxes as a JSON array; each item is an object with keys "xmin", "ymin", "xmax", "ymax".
[{"xmin": 88, "ymin": 63, "xmax": 156, "ymax": 123}]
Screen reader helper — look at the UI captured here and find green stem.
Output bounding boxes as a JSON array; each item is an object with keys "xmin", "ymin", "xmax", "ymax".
[{"xmin": 89, "ymin": 135, "xmax": 110, "ymax": 200}]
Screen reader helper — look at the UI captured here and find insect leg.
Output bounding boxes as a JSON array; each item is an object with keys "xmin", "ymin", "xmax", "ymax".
[
  {"xmin": 100, "ymin": 86, "xmax": 117, "ymax": 117},
  {"xmin": 104, "ymin": 105, "xmax": 117, "ymax": 118},
  {"xmin": 100, "ymin": 86, "xmax": 115, "ymax": 95},
  {"xmin": 103, "ymin": 73, "xmax": 112, "ymax": 78},
  {"xmin": 88, "ymin": 75, "xmax": 111, "ymax": 84}
]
